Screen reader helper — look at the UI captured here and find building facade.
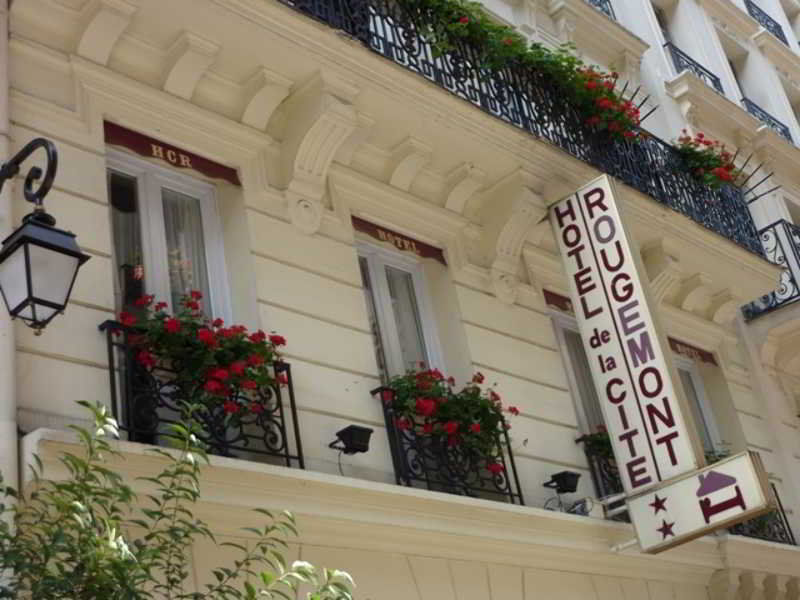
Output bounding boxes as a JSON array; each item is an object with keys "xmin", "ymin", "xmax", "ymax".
[{"xmin": 2, "ymin": 0, "xmax": 800, "ymax": 596}]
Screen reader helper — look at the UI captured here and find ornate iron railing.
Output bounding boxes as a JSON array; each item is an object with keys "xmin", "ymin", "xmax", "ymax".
[
  {"xmin": 99, "ymin": 320, "xmax": 305, "ymax": 467},
  {"xmin": 743, "ymin": 220, "xmax": 800, "ymax": 319},
  {"xmin": 665, "ymin": 42, "xmax": 724, "ymax": 93},
  {"xmin": 586, "ymin": 0, "xmax": 616, "ymax": 20},
  {"xmin": 729, "ymin": 484, "xmax": 797, "ymax": 545},
  {"xmin": 742, "ymin": 97, "xmax": 793, "ymax": 142},
  {"xmin": 745, "ymin": 0, "xmax": 789, "ymax": 45},
  {"xmin": 373, "ymin": 387, "xmax": 524, "ymax": 504},
  {"xmin": 580, "ymin": 443, "xmax": 630, "ymax": 522},
  {"xmin": 278, "ymin": 0, "xmax": 764, "ymax": 256}
]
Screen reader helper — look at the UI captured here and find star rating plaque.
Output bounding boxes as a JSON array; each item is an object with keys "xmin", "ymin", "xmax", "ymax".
[{"xmin": 627, "ymin": 451, "xmax": 773, "ymax": 553}]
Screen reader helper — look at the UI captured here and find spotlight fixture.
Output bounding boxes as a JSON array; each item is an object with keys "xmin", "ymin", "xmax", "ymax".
[
  {"xmin": 543, "ymin": 471, "xmax": 581, "ymax": 495},
  {"xmin": 329, "ymin": 425, "xmax": 373, "ymax": 455}
]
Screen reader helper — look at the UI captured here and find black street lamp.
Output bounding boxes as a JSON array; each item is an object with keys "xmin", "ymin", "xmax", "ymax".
[{"xmin": 0, "ymin": 138, "xmax": 90, "ymax": 335}]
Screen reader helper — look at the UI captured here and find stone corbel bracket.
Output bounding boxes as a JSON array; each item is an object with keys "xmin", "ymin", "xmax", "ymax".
[
  {"xmin": 279, "ymin": 72, "xmax": 360, "ymax": 234},
  {"xmin": 676, "ymin": 272, "xmax": 714, "ymax": 315},
  {"xmin": 162, "ymin": 31, "xmax": 220, "ymax": 101},
  {"xmin": 480, "ymin": 168, "xmax": 547, "ymax": 304},
  {"xmin": 240, "ymin": 67, "xmax": 293, "ymax": 131},
  {"xmin": 385, "ymin": 137, "xmax": 432, "ymax": 192},
  {"xmin": 77, "ymin": 0, "xmax": 140, "ymax": 66},
  {"xmin": 547, "ymin": 0, "xmax": 578, "ymax": 44},
  {"xmin": 641, "ymin": 239, "xmax": 683, "ymax": 305},
  {"xmin": 444, "ymin": 162, "xmax": 487, "ymax": 214},
  {"xmin": 707, "ymin": 289, "xmax": 740, "ymax": 327}
]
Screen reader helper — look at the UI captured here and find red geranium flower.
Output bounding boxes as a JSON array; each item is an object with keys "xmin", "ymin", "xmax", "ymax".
[
  {"xmin": 185, "ymin": 300, "xmax": 200, "ymax": 311},
  {"xmin": 459, "ymin": 15, "xmax": 469, "ymax": 23},
  {"xmin": 250, "ymin": 402, "xmax": 265, "ymax": 414},
  {"xmin": 472, "ymin": 372, "xmax": 485, "ymax": 384},
  {"xmin": 443, "ymin": 421, "xmax": 458, "ymax": 435},
  {"xmin": 430, "ymin": 369, "xmax": 444, "ymax": 381},
  {"xmin": 164, "ymin": 318, "xmax": 180, "ymax": 333},
  {"xmin": 470, "ymin": 423, "xmax": 481, "ymax": 433},
  {"xmin": 154, "ymin": 302, "xmax": 168, "ymax": 311},
  {"xmin": 508, "ymin": 406, "xmax": 520, "ymax": 416},
  {"xmin": 415, "ymin": 397, "xmax": 437, "ymax": 417},
  {"xmin": 276, "ymin": 373, "xmax": 288, "ymax": 386},
  {"xmin": 204, "ymin": 379, "xmax": 224, "ymax": 395},
  {"xmin": 395, "ymin": 417, "xmax": 412, "ymax": 430},
  {"xmin": 212, "ymin": 318, "xmax": 224, "ymax": 328},
  {"xmin": 422, "ymin": 422, "xmax": 434, "ymax": 434},
  {"xmin": 447, "ymin": 376, "xmax": 455, "ymax": 386},
  {"xmin": 137, "ymin": 351, "xmax": 156, "ymax": 368},
  {"xmin": 250, "ymin": 331, "xmax": 267, "ymax": 343},
  {"xmin": 585, "ymin": 80, "xmax": 598, "ymax": 90},
  {"xmin": 223, "ymin": 400, "xmax": 239, "ymax": 414},
  {"xmin": 230, "ymin": 361, "xmax": 246, "ymax": 376},
  {"xmin": 209, "ymin": 368, "xmax": 229, "ymax": 381},
  {"xmin": 490, "ymin": 390, "xmax": 501, "ymax": 403},
  {"xmin": 268, "ymin": 334, "xmax": 287, "ymax": 346},
  {"xmin": 247, "ymin": 353, "xmax": 264, "ymax": 366},
  {"xmin": 190, "ymin": 290, "xmax": 203, "ymax": 300},
  {"xmin": 197, "ymin": 328, "xmax": 216, "ymax": 347},
  {"xmin": 134, "ymin": 295, "xmax": 154, "ymax": 307},
  {"xmin": 487, "ymin": 462, "xmax": 505, "ymax": 474},
  {"xmin": 502, "ymin": 37, "xmax": 514, "ymax": 45},
  {"xmin": 240, "ymin": 379, "xmax": 258, "ymax": 390},
  {"xmin": 119, "ymin": 311, "xmax": 137, "ymax": 327}
]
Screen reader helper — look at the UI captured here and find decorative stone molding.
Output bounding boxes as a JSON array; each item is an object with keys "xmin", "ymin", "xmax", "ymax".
[
  {"xmin": 386, "ymin": 137, "xmax": 432, "ymax": 192},
  {"xmin": 240, "ymin": 67, "xmax": 293, "ymax": 131},
  {"xmin": 740, "ymin": 571, "xmax": 768, "ymax": 600},
  {"xmin": 707, "ymin": 289, "xmax": 740, "ymax": 326},
  {"xmin": 548, "ymin": 1, "xmax": 578, "ymax": 44},
  {"xmin": 335, "ymin": 112, "xmax": 375, "ymax": 166},
  {"xmin": 641, "ymin": 239, "xmax": 683, "ymax": 305},
  {"xmin": 764, "ymin": 574, "xmax": 791, "ymax": 600},
  {"xmin": 479, "ymin": 168, "xmax": 547, "ymax": 304},
  {"xmin": 76, "ymin": 0, "xmax": 139, "ymax": 66},
  {"xmin": 677, "ymin": 272, "xmax": 714, "ymax": 315},
  {"xmin": 511, "ymin": 0, "xmax": 538, "ymax": 37},
  {"xmin": 444, "ymin": 162, "xmax": 486, "ymax": 214},
  {"xmin": 279, "ymin": 71, "xmax": 360, "ymax": 234},
  {"xmin": 162, "ymin": 31, "xmax": 220, "ymax": 101},
  {"xmin": 709, "ymin": 569, "xmax": 740, "ymax": 600}
]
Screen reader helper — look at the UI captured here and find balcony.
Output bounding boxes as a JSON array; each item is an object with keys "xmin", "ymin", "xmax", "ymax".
[
  {"xmin": 743, "ymin": 220, "xmax": 800, "ymax": 319},
  {"xmin": 281, "ymin": 0, "xmax": 763, "ymax": 257},
  {"xmin": 665, "ymin": 42, "xmax": 724, "ymax": 94},
  {"xmin": 585, "ymin": 0, "xmax": 616, "ymax": 19},
  {"xmin": 742, "ymin": 97, "xmax": 793, "ymax": 142},
  {"xmin": 99, "ymin": 321, "xmax": 305, "ymax": 467},
  {"xmin": 745, "ymin": 0, "xmax": 789, "ymax": 46},
  {"xmin": 729, "ymin": 483, "xmax": 798, "ymax": 545},
  {"xmin": 372, "ymin": 387, "xmax": 525, "ymax": 504}
]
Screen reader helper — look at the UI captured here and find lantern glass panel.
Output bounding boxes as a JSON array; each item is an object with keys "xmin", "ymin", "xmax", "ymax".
[
  {"xmin": 0, "ymin": 244, "xmax": 28, "ymax": 314},
  {"xmin": 29, "ymin": 244, "xmax": 80, "ymax": 309}
]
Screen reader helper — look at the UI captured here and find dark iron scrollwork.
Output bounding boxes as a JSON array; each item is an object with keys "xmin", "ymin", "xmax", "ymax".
[
  {"xmin": 586, "ymin": 0, "xmax": 616, "ymax": 20},
  {"xmin": 373, "ymin": 387, "xmax": 525, "ymax": 505},
  {"xmin": 743, "ymin": 219, "xmax": 800, "ymax": 319},
  {"xmin": 0, "ymin": 138, "xmax": 59, "ymax": 213},
  {"xmin": 278, "ymin": 0, "xmax": 763, "ymax": 257},
  {"xmin": 664, "ymin": 42, "xmax": 724, "ymax": 94},
  {"xmin": 729, "ymin": 484, "xmax": 797, "ymax": 545},
  {"xmin": 580, "ymin": 442, "xmax": 630, "ymax": 522},
  {"xmin": 742, "ymin": 98, "xmax": 792, "ymax": 143},
  {"xmin": 99, "ymin": 320, "xmax": 305, "ymax": 468},
  {"xmin": 744, "ymin": 0, "xmax": 789, "ymax": 46}
]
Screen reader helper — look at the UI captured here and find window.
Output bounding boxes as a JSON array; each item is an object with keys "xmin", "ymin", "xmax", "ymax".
[
  {"xmin": 106, "ymin": 150, "xmax": 231, "ymax": 320},
  {"xmin": 674, "ymin": 357, "xmax": 722, "ymax": 456},
  {"xmin": 358, "ymin": 241, "xmax": 442, "ymax": 381}
]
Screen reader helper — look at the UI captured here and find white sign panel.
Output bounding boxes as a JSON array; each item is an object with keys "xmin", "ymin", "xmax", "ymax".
[
  {"xmin": 627, "ymin": 451, "xmax": 772, "ymax": 554},
  {"xmin": 550, "ymin": 176, "xmax": 698, "ymax": 495}
]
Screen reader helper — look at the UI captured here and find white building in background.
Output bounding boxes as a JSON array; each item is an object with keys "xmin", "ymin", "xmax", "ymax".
[{"xmin": 2, "ymin": 0, "xmax": 800, "ymax": 596}]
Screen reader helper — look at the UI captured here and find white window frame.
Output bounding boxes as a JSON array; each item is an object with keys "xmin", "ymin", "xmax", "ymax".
[
  {"xmin": 673, "ymin": 355, "xmax": 724, "ymax": 454},
  {"xmin": 551, "ymin": 310, "xmax": 600, "ymax": 435},
  {"xmin": 106, "ymin": 149, "xmax": 232, "ymax": 321},
  {"xmin": 357, "ymin": 239, "xmax": 444, "ymax": 377}
]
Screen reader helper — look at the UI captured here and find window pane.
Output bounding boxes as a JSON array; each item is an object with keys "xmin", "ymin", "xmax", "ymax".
[
  {"xmin": 161, "ymin": 188, "xmax": 211, "ymax": 313},
  {"xmin": 678, "ymin": 368, "xmax": 715, "ymax": 454},
  {"xmin": 359, "ymin": 257, "xmax": 390, "ymax": 382},
  {"xmin": 564, "ymin": 329, "xmax": 605, "ymax": 432},
  {"xmin": 109, "ymin": 171, "xmax": 145, "ymax": 312},
  {"xmin": 385, "ymin": 265, "xmax": 428, "ymax": 372}
]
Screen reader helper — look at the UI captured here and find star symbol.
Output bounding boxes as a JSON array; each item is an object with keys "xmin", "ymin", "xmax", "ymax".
[
  {"xmin": 657, "ymin": 520, "xmax": 675, "ymax": 540},
  {"xmin": 649, "ymin": 494, "xmax": 667, "ymax": 514}
]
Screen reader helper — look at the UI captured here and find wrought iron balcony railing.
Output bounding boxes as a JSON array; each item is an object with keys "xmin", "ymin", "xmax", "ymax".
[
  {"xmin": 729, "ymin": 484, "xmax": 797, "ymax": 545},
  {"xmin": 745, "ymin": 0, "xmax": 789, "ymax": 45},
  {"xmin": 99, "ymin": 321, "xmax": 305, "ymax": 467},
  {"xmin": 665, "ymin": 42, "xmax": 724, "ymax": 93},
  {"xmin": 373, "ymin": 387, "xmax": 524, "ymax": 504},
  {"xmin": 743, "ymin": 220, "xmax": 800, "ymax": 319},
  {"xmin": 280, "ymin": 0, "xmax": 763, "ymax": 257},
  {"xmin": 580, "ymin": 441, "xmax": 630, "ymax": 522},
  {"xmin": 585, "ymin": 0, "xmax": 616, "ymax": 20},
  {"xmin": 742, "ymin": 97, "xmax": 793, "ymax": 142}
]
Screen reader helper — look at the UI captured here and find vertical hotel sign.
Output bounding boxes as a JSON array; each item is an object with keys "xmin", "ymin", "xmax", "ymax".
[{"xmin": 550, "ymin": 176, "xmax": 698, "ymax": 494}]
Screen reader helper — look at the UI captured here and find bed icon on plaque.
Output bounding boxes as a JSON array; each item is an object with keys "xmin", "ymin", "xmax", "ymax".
[{"xmin": 627, "ymin": 451, "xmax": 771, "ymax": 553}]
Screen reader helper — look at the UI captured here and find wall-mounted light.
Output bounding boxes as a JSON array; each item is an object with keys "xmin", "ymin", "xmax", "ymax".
[
  {"xmin": 329, "ymin": 425, "xmax": 373, "ymax": 455},
  {"xmin": 543, "ymin": 471, "xmax": 581, "ymax": 495},
  {"xmin": 0, "ymin": 139, "xmax": 90, "ymax": 334}
]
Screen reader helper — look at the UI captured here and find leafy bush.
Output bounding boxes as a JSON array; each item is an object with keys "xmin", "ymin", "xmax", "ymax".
[{"xmin": 0, "ymin": 401, "xmax": 354, "ymax": 600}]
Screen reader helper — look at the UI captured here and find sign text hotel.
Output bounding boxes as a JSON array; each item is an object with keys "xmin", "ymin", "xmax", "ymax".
[{"xmin": 551, "ymin": 176, "xmax": 698, "ymax": 494}]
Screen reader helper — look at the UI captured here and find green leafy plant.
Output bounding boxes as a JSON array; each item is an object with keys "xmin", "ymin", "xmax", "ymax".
[
  {"xmin": 118, "ymin": 291, "xmax": 287, "ymax": 418},
  {"xmin": 575, "ymin": 425, "xmax": 613, "ymax": 460},
  {"xmin": 675, "ymin": 130, "xmax": 740, "ymax": 189},
  {"xmin": 381, "ymin": 366, "xmax": 518, "ymax": 471},
  {"xmin": 395, "ymin": 0, "xmax": 642, "ymax": 139},
  {"xmin": 0, "ymin": 401, "xmax": 354, "ymax": 600}
]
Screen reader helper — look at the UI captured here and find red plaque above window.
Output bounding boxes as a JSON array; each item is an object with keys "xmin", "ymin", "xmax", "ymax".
[{"xmin": 352, "ymin": 216, "xmax": 446, "ymax": 265}]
